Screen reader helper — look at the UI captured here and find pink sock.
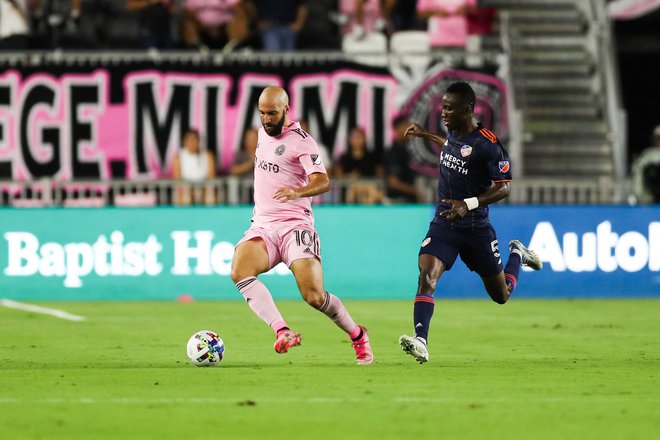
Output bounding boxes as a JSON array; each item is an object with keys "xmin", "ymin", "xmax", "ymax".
[
  {"xmin": 236, "ymin": 277, "xmax": 287, "ymax": 335},
  {"xmin": 318, "ymin": 292, "xmax": 359, "ymax": 336}
]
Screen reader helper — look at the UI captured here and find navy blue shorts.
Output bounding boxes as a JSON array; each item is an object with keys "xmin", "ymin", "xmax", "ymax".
[{"xmin": 419, "ymin": 220, "xmax": 503, "ymax": 278}]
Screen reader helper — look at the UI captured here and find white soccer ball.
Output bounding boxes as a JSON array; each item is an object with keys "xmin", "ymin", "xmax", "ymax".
[{"xmin": 187, "ymin": 330, "xmax": 225, "ymax": 367}]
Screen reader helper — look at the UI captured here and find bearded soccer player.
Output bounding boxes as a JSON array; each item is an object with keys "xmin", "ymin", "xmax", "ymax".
[
  {"xmin": 399, "ymin": 81, "xmax": 542, "ymax": 364},
  {"xmin": 230, "ymin": 86, "xmax": 373, "ymax": 364}
]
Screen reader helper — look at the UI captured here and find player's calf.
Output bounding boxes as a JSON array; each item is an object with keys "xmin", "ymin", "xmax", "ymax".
[{"xmin": 482, "ymin": 274, "xmax": 511, "ymax": 304}]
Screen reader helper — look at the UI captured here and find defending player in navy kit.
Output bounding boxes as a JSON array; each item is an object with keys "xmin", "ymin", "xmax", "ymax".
[{"xmin": 399, "ymin": 82, "xmax": 542, "ymax": 364}]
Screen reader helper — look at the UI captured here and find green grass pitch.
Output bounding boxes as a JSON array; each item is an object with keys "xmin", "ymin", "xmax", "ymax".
[{"xmin": 1, "ymin": 299, "xmax": 658, "ymax": 439}]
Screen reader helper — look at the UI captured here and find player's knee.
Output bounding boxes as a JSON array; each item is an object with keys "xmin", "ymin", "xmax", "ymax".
[
  {"xmin": 302, "ymin": 287, "xmax": 325, "ymax": 309},
  {"xmin": 230, "ymin": 267, "xmax": 251, "ymax": 284},
  {"xmin": 418, "ymin": 271, "xmax": 438, "ymax": 293}
]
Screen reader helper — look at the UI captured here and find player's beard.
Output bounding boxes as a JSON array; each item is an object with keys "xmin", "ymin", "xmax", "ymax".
[{"xmin": 263, "ymin": 112, "xmax": 286, "ymax": 137}]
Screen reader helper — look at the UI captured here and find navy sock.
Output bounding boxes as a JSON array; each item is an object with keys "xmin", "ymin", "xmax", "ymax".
[
  {"xmin": 504, "ymin": 252, "xmax": 522, "ymax": 291},
  {"xmin": 413, "ymin": 293, "xmax": 435, "ymax": 342}
]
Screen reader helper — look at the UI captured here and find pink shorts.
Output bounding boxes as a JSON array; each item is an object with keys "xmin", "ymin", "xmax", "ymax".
[{"xmin": 236, "ymin": 221, "xmax": 322, "ymax": 270}]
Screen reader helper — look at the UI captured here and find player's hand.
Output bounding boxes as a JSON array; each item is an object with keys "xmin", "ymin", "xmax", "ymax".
[
  {"xmin": 273, "ymin": 187, "xmax": 300, "ymax": 202},
  {"xmin": 404, "ymin": 123, "xmax": 426, "ymax": 139},
  {"xmin": 439, "ymin": 198, "xmax": 468, "ymax": 220}
]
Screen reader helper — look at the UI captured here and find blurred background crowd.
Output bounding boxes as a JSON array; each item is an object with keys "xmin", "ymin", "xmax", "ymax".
[{"xmin": 0, "ymin": 0, "xmax": 496, "ymax": 52}]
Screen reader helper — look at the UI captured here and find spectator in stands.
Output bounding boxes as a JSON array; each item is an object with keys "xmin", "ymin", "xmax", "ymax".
[
  {"xmin": 464, "ymin": 1, "xmax": 496, "ymax": 67},
  {"xmin": 300, "ymin": 120, "xmax": 333, "ymax": 175},
  {"xmin": 416, "ymin": 0, "xmax": 476, "ymax": 49},
  {"xmin": 28, "ymin": 0, "xmax": 86, "ymax": 49},
  {"xmin": 230, "ymin": 127, "xmax": 258, "ymax": 177},
  {"xmin": 181, "ymin": 0, "xmax": 249, "ymax": 51},
  {"xmin": 335, "ymin": 126, "xmax": 384, "ymax": 204},
  {"xmin": 248, "ymin": 0, "xmax": 307, "ymax": 51},
  {"xmin": 126, "ymin": 0, "xmax": 173, "ymax": 49},
  {"xmin": 296, "ymin": 0, "xmax": 340, "ymax": 50},
  {"xmin": 172, "ymin": 129, "xmax": 216, "ymax": 205},
  {"xmin": 388, "ymin": 0, "xmax": 424, "ymax": 32},
  {"xmin": 338, "ymin": 0, "xmax": 388, "ymax": 38},
  {"xmin": 0, "ymin": 0, "xmax": 30, "ymax": 49},
  {"xmin": 630, "ymin": 124, "xmax": 660, "ymax": 204},
  {"xmin": 385, "ymin": 114, "xmax": 423, "ymax": 203}
]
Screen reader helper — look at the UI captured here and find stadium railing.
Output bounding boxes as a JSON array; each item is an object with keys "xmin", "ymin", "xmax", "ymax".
[{"xmin": 1, "ymin": 177, "xmax": 625, "ymax": 207}]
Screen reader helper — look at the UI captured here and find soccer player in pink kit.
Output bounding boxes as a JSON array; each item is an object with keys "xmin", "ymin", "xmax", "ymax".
[{"xmin": 230, "ymin": 86, "xmax": 374, "ymax": 365}]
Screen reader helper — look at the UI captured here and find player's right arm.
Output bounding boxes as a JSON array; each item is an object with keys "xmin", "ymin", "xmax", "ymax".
[
  {"xmin": 404, "ymin": 123, "xmax": 447, "ymax": 147},
  {"xmin": 273, "ymin": 172, "xmax": 329, "ymax": 201},
  {"xmin": 439, "ymin": 182, "xmax": 510, "ymax": 221}
]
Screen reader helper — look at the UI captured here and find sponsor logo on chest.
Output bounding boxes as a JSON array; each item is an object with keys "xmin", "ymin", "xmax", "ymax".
[{"xmin": 440, "ymin": 151, "xmax": 469, "ymax": 175}]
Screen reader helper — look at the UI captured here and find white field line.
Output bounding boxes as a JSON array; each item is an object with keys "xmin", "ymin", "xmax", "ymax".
[
  {"xmin": 0, "ymin": 299, "xmax": 86, "ymax": 321},
  {"xmin": 0, "ymin": 396, "xmax": 656, "ymax": 405}
]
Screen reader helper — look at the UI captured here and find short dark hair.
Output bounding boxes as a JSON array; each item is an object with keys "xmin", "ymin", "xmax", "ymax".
[
  {"xmin": 392, "ymin": 114, "xmax": 410, "ymax": 128},
  {"xmin": 183, "ymin": 128, "xmax": 200, "ymax": 141},
  {"xmin": 446, "ymin": 82, "xmax": 476, "ymax": 111}
]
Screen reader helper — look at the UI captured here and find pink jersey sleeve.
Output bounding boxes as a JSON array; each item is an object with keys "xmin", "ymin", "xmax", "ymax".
[{"xmin": 296, "ymin": 136, "xmax": 327, "ymax": 176}]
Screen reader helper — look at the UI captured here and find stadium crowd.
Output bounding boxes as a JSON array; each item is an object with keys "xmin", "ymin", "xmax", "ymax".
[{"xmin": 0, "ymin": 0, "xmax": 495, "ymax": 52}]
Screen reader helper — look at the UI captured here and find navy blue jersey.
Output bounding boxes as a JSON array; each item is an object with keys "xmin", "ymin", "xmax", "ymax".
[{"xmin": 434, "ymin": 125, "xmax": 512, "ymax": 230}]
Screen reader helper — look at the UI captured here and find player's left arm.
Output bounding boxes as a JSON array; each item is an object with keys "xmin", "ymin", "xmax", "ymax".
[
  {"xmin": 273, "ymin": 172, "xmax": 329, "ymax": 201},
  {"xmin": 273, "ymin": 135, "xmax": 329, "ymax": 202}
]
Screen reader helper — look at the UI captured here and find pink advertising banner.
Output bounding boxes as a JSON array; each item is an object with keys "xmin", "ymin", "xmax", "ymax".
[{"xmin": 0, "ymin": 58, "xmax": 507, "ymax": 181}]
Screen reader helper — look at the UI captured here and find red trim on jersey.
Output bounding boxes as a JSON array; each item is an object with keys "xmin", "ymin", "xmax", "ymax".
[{"xmin": 479, "ymin": 128, "xmax": 497, "ymax": 143}]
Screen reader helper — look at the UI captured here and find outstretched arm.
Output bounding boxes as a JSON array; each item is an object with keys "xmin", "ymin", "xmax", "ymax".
[
  {"xmin": 440, "ymin": 181, "xmax": 511, "ymax": 221},
  {"xmin": 273, "ymin": 172, "xmax": 330, "ymax": 202},
  {"xmin": 404, "ymin": 123, "xmax": 447, "ymax": 147}
]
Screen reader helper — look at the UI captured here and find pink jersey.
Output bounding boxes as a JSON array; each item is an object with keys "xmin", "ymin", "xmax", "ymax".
[
  {"xmin": 417, "ymin": 0, "xmax": 475, "ymax": 47},
  {"xmin": 339, "ymin": 0, "xmax": 382, "ymax": 35},
  {"xmin": 185, "ymin": 0, "xmax": 240, "ymax": 28},
  {"xmin": 252, "ymin": 121, "xmax": 327, "ymax": 225}
]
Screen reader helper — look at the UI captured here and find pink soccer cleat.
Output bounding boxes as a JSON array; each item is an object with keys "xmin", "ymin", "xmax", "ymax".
[
  {"xmin": 274, "ymin": 330, "xmax": 302, "ymax": 354},
  {"xmin": 352, "ymin": 325, "xmax": 373, "ymax": 365}
]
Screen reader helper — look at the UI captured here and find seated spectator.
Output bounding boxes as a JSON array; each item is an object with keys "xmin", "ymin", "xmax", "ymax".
[
  {"xmin": 181, "ymin": 0, "xmax": 249, "ymax": 51},
  {"xmin": 631, "ymin": 125, "xmax": 660, "ymax": 204},
  {"xmin": 385, "ymin": 115, "xmax": 422, "ymax": 203},
  {"xmin": 229, "ymin": 127, "xmax": 258, "ymax": 177},
  {"xmin": 248, "ymin": 0, "xmax": 307, "ymax": 51},
  {"xmin": 464, "ymin": 3, "xmax": 497, "ymax": 67},
  {"xmin": 296, "ymin": 0, "xmax": 340, "ymax": 50},
  {"xmin": 339, "ymin": 0, "xmax": 387, "ymax": 38},
  {"xmin": 172, "ymin": 129, "xmax": 216, "ymax": 205},
  {"xmin": 388, "ymin": 0, "xmax": 425, "ymax": 32},
  {"xmin": 126, "ymin": 0, "xmax": 173, "ymax": 49},
  {"xmin": 0, "ymin": 0, "xmax": 30, "ymax": 50},
  {"xmin": 335, "ymin": 126, "xmax": 384, "ymax": 204},
  {"xmin": 416, "ymin": 0, "xmax": 476, "ymax": 48}
]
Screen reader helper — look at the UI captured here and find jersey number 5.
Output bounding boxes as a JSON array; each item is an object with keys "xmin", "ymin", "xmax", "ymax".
[{"xmin": 490, "ymin": 240, "xmax": 500, "ymax": 258}]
